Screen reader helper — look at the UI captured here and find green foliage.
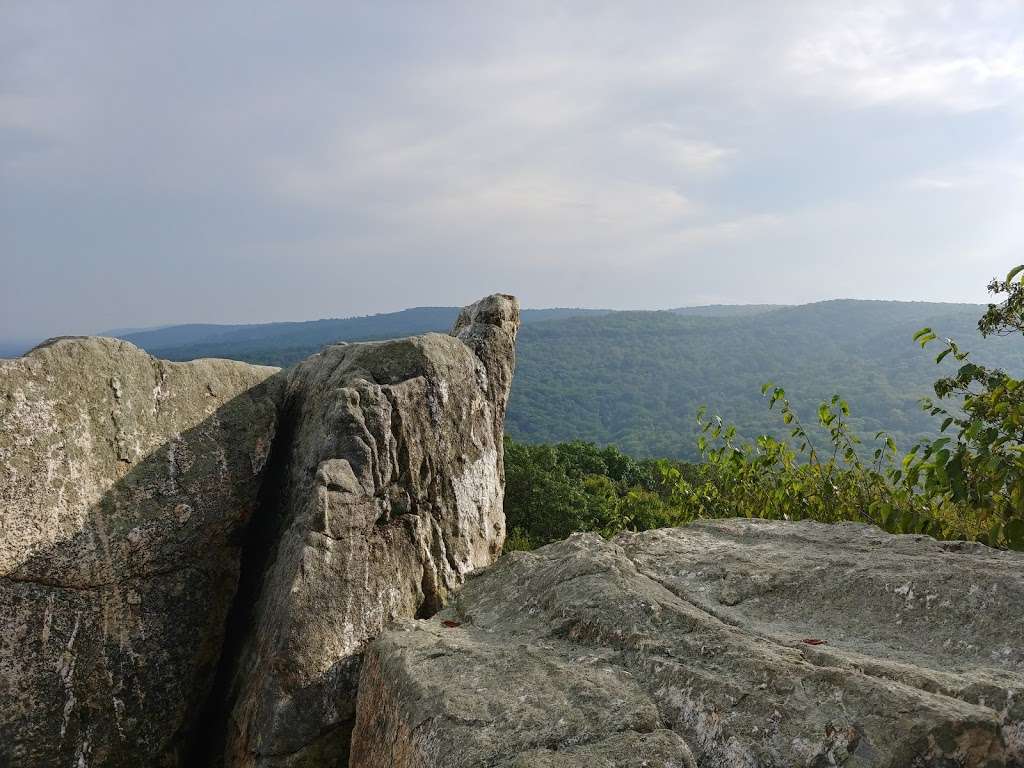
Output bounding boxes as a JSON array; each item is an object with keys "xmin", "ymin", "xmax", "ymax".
[
  {"xmin": 679, "ymin": 389, "xmax": 972, "ymax": 541},
  {"xmin": 502, "ymin": 438, "xmax": 681, "ymax": 550},
  {"xmin": 904, "ymin": 267, "xmax": 1024, "ymax": 550},
  {"xmin": 504, "ymin": 270, "xmax": 1024, "ymax": 552},
  {"xmin": 507, "ymin": 301, "xmax": 1024, "ymax": 459},
  {"xmin": 503, "ymin": 390, "xmax": 976, "ymax": 551}
]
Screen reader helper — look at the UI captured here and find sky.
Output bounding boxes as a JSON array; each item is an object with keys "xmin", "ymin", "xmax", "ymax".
[{"xmin": 3, "ymin": 1, "xmax": 1024, "ymax": 340}]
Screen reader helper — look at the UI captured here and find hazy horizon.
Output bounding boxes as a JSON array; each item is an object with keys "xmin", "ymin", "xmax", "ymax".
[
  {"xmin": 5, "ymin": 1, "xmax": 1023, "ymax": 339},
  {"xmin": 0, "ymin": 295, "xmax": 998, "ymax": 351},
  {"xmin": 89, "ymin": 294, "xmax": 1006, "ymax": 337}
]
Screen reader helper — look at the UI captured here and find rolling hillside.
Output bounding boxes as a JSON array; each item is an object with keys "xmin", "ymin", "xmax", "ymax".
[
  {"xmin": 507, "ymin": 300, "xmax": 1022, "ymax": 458},
  {"xmin": 130, "ymin": 300, "xmax": 1024, "ymax": 458},
  {"xmin": 11, "ymin": 299, "xmax": 1016, "ymax": 461},
  {"xmin": 115, "ymin": 306, "xmax": 612, "ymax": 366}
]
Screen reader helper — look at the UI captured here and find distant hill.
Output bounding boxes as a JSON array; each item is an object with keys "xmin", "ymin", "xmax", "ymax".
[
  {"xmin": 120, "ymin": 300, "xmax": 1024, "ymax": 459},
  {"xmin": 11, "ymin": 299, "xmax": 1016, "ymax": 460},
  {"xmin": 116, "ymin": 306, "xmax": 613, "ymax": 366},
  {"xmin": 507, "ymin": 300, "xmax": 1021, "ymax": 458},
  {"xmin": 0, "ymin": 341, "xmax": 33, "ymax": 359},
  {"xmin": 669, "ymin": 304, "xmax": 788, "ymax": 317},
  {"xmin": 113, "ymin": 323, "xmax": 255, "ymax": 349},
  {"xmin": 114, "ymin": 304, "xmax": 789, "ymax": 364},
  {"xmin": 0, "ymin": 304, "xmax": 776, "ymax": 361}
]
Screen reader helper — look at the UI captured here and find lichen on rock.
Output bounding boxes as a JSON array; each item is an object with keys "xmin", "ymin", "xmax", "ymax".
[
  {"xmin": 221, "ymin": 294, "xmax": 519, "ymax": 767},
  {"xmin": 350, "ymin": 519, "xmax": 1024, "ymax": 768},
  {"xmin": 0, "ymin": 337, "xmax": 281, "ymax": 767},
  {"xmin": 0, "ymin": 296, "xmax": 521, "ymax": 768}
]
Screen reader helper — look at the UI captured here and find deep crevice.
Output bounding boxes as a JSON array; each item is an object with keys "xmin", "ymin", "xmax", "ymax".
[
  {"xmin": 183, "ymin": 387, "xmax": 300, "ymax": 768},
  {"xmin": 415, "ymin": 564, "xmax": 444, "ymax": 619}
]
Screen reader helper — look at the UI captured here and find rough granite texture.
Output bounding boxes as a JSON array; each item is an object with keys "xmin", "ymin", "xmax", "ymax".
[
  {"xmin": 9, "ymin": 301, "xmax": 1022, "ymax": 768},
  {"xmin": 224, "ymin": 294, "xmax": 519, "ymax": 767},
  {"xmin": 351, "ymin": 519, "xmax": 1024, "ymax": 768},
  {"xmin": 0, "ymin": 337, "xmax": 281, "ymax": 767}
]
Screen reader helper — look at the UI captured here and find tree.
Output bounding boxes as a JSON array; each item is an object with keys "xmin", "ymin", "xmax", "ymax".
[{"xmin": 909, "ymin": 266, "xmax": 1024, "ymax": 549}]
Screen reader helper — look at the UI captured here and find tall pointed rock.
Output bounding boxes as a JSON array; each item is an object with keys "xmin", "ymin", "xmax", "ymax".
[{"xmin": 224, "ymin": 295, "xmax": 520, "ymax": 767}]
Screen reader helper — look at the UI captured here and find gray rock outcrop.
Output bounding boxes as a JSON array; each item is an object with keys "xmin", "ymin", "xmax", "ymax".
[
  {"xmin": 223, "ymin": 294, "xmax": 520, "ymax": 767},
  {"xmin": 350, "ymin": 519, "xmax": 1024, "ymax": 767},
  {"xmin": 0, "ymin": 338, "xmax": 281, "ymax": 767},
  {"xmin": 12, "ymin": 298, "xmax": 1022, "ymax": 768}
]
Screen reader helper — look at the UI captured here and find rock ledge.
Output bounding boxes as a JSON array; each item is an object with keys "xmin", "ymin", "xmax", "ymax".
[{"xmin": 352, "ymin": 519, "xmax": 1024, "ymax": 767}]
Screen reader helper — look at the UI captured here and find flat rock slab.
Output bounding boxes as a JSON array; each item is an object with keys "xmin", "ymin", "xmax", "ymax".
[
  {"xmin": 352, "ymin": 519, "xmax": 1024, "ymax": 767},
  {"xmin": 352, "ymin": 620, "xmax": 696, "ymax": 768}
]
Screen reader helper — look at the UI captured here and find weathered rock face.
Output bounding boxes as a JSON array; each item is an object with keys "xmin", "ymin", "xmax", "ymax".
[
  {"xmin": 351, "ymin": 519, "xmax": 1024, "ymax": 768},
  {"xmin": 351, "ymin": 620, "xmax": 697, "ymax": 768},
  {"xmin": 19, "ymin": 300, "xmax": 1019, "ymax": 767},
  {"xmin": 0, "ymin": 337, "xmax": 281, "ymax": 767},
  {"xmin": 224, "ymin": 295, "xmax": 520, "ymax": 767}
]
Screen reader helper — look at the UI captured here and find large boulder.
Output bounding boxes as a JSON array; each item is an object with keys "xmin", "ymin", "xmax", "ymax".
[
  {"xmin": 224, "ymin": 295, "xmax": 519, "ymax": 767},
  {"xmin": 0, "ymin": 338, "xmax": 281, "ymax": 767},
  {"xmin": 351, "ymin": 519, "xmax": 1024, "ymax": 767}
]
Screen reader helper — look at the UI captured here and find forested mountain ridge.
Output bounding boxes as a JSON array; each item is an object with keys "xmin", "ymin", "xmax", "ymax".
[
  {"xmin": 111, "ymin": 306, "xmax": 612, "ymax": 366},
  {"xmin": 669, "ymin": 303, "xmax": 787, "ymax": 317},
  {"xmin": 507, "ymin": 299, "xmax": 1024, "ymax": 458},
  {"xmin": 131, "ymin": 300, "xmax": 1024, "ymax": 458},
  {"xmin": 15, "ymin": 299, "xmax": 1017, "ymax": 460},
  {"xmin": 111, "ymin": 304, "xmax": 778, "ymax": 362}
]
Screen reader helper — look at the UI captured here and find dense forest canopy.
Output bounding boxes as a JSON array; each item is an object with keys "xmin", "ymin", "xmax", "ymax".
[
  {"xmin": 508, "ymin": 300, "xmax": 1024, "ymax": 458},
  {"xmin": 505, "ymin": 270, "xmax": 1024, "ymax": 552}
]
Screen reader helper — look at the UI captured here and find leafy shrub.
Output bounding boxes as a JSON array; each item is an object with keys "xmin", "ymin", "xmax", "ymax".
[
  {"xmin": 905, "ymin": 266, "xmax": 1024, "ymax": 549},
  {"xmin": 503, "ymin": 268, "xmax": 1024, "ymax": 552}
]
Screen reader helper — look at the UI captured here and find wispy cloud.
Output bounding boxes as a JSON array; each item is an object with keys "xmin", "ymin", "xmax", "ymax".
[
  {"xmin": 2, "ymin": 1, "xmax": 1023, "ymax": 337},
  {"xmin": 787, "ymin": 3, "xmax": 1024, "ymax": 111}
]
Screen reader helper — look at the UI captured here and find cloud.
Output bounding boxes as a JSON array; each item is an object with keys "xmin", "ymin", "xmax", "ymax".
[
  {"xmin": 786, "ymin": 2, "xmax": 1024, "ymax": 111},
  {"xmin": 2, "ymin": 1, "xmax": 1024, "ymax": 338},
  {"xmin": 623, "ymin": 123, "xmax": 735, "ymax": 174},
  {"xmin": 909, "ymin": 177, "xmax": 962, "ymax": 190}
]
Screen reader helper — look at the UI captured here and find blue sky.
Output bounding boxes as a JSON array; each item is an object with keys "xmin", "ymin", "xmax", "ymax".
[{"xmin": 3, "ymin": 1, "xmax": 1024, "ymax": 339}]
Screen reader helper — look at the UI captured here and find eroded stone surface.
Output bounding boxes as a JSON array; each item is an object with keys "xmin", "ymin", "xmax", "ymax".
[
  {"xmin": 352, "ymin": 519, "xmax": 1024, "ymax": 767},
  {"xmin": 0, "ymin": 337, "xmax": 281, "ymax": 767},
  {"xmin": 224, "ymin": 295, "xmax": 519, "ymax": 767},
  {"xmin": 349, "ymin": 620, "xmax": 697, "ymax": 768}
]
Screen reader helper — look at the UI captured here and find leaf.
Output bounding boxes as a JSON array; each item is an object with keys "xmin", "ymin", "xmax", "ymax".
[
  {"xmin": 986, "ymin": 519, "xmax": 1002, "ymax": 543},
  {"xmin": 1004, "ymin": 519, "xmax": 1024, "ymax": 551},
  {"xmin": 1007, "ymin": 264, "xmax": 1024, "ymax": 283},
  {"xmin": 956, "ymin": 362, "xmax": 984, "ymax": 381},
  {"xmin": 801, "ymin": 638, "xmax": 827, "ymax": 646},
  {"xmin": 900, "ymin": 510, "xmax": 919, "ymax": 533}
]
